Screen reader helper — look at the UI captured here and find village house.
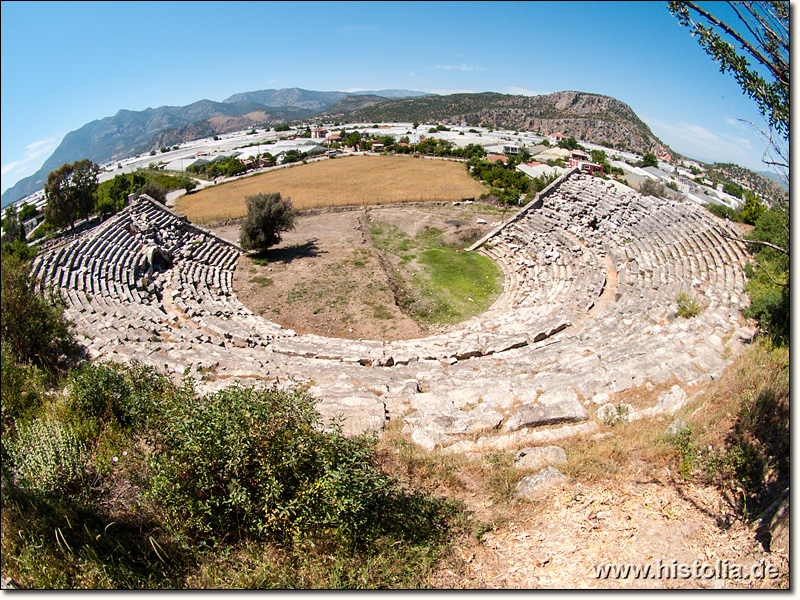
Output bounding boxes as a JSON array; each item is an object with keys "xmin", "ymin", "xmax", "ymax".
[{"xmin": 569, "ymin": 150, "xmax": 604, "ymax": 175}]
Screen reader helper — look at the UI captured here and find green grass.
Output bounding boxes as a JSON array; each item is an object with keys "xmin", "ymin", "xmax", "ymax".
[
  {"xmin": 369, "ymin": 222, "xmax": 502, "ymax": 326},
  {"xmin": 250, "ymin": 276, "xmax": 273, "ymax": 287}
]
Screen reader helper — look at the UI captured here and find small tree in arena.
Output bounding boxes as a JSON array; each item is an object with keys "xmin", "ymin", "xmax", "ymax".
[{"xmin": 239, "ymin": 192, "xmax": 298, "ymax": 252}]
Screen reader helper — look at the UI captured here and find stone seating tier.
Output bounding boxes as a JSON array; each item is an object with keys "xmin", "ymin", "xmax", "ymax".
[{"xmin": 30, "ymin": 180, "xmax": 754, "ymax": 447}]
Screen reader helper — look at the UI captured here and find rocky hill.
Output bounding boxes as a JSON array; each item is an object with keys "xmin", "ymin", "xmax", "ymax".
[
  {"xmin": 146, "ymin": 107, "xmax": 315, "ymax": 151},
  {"xmin": 704, "ymin": 162, "xmax": 788, "ymax": 204},
  {"xmin": 337, "ymin": 91, "xmax": 675, "ymax": 160},
  {"xmin": 325, "ymin": 94, "xmax": 391, "ymax": 114},
  {"xmin": 2, "ymin": 99, "xmax": 277, "ymax": 205},
  {"xmin": 222, "ymin": 87, "xmax": 425, "ymax": 111}
]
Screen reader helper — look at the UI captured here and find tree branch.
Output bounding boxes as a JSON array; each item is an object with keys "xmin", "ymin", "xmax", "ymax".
[
  {"xmin": 679, "ymin": 1, "xmax": 787, "ymax": 84},
  {"xmin": 749, "ymin": 256, "xmax": 789, "ymax": 287},
  {"xmin": 718, "ymin": 230, "xmax": 789, "ymax": 255}
]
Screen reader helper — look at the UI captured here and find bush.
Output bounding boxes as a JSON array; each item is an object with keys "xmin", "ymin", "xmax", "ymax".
[
  {"xmin": 64, "ymin": 362, "xmax": 173, "ymax": 437},
  {"xmin": 7, "ymin": 417, "xmax": 87, "ymax": 495},
  {"xmin": 1, "ymin": 340, "xmax": 46, "ymax": 433},
  {"xmin": 136, "ymin": 181, "xmax": 167, "ymax": 204},
  {"xmin": 704, "ymin": 202, "xmax": 739, "ymax": 221},
  {"xmin": 239, "ymin": 193, "xmax": 298, "ymax": 252},
  {"xmin": 147, "ymin": 384, "xmax": 449, "ymax": 549},
  {"xmin": 739, "ymin": 193, "xmax": 765, "ymax": 225},
  {"xmin": 639, "ymin": 178, "xmax": 667, "ymax": 198},
  {"xmin": 65, "ymin": 363, "xmax": 134, "ymax": 430},
  {"xmin": 1, "ymin": 252, "xmax": 81, "ymax": 370},
  {"xmin": 743, "ymin": 207, "xmax": 789, "ymax": 344}
]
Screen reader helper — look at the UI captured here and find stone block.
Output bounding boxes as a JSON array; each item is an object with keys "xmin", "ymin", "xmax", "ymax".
[
  {"xmin": 515, "ymin": 466, "xmax": 567, "ymax": 498},
  {"xmin": 514, "ymin": 446, "xmax": 568, "ymax": 471},
  {"xmin": 503, "ymin": 390, "xmax": 588, "ymax": 432},
  {"xmin": 665, "ymin": 417, "xmax": 688, "ymax": 437}
]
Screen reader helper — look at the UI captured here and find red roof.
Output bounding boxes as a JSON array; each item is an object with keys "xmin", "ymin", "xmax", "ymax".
[{"xmin": 486, "ymin": 154, "xmax": 508, "ymax": 163}]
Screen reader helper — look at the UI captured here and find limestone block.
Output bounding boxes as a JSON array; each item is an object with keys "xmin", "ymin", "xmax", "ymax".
[
  {"xmin": 515, "ymin": 466, "xmax": 568, "ymax": 498},
  {"xmin": 314, "ymin": 392, "xmax": 386, "ymax": 436},
  {"xmin": 404, "ymin": 402, "xmax": 503, "ymax": 437},
  {"xmin": 596, "ymin": 403, "xmax": 619, "ymax": 424},
  {"xmin": 665, "ymin": 417, "xmax": 688, "ymax": 437},
  {"xmin": 503, "ymin": 390, "xmax": 588, "ymax": 432},
  {"xmin": 388, "ymin": 378, "xmax": 421, "ymax": 395},
  {"xmin": 767, "ymin": 496, "xmax": 789, "ymax": 553},
  {"xmin": 657, "ymin": 385, "xmax": 688, "ymax": 412},
  {"xmin": 514, "ymin": 446, "xmax": 568, "ymax": 471}
]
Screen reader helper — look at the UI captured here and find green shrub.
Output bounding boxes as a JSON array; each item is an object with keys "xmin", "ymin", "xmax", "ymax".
[
  {"xmin": 147, "ymin": 384, "xmax": 450, "ymax": 550},
  {"xmin": 66, "ymin": 364, "xmax": 134, "ymax": 425},
  {"xmin": 135, "ymin": 181, "xmax": 167, "ymax": 204},
  {"xmin": 673, "ymin": 425, "xmax": 696, "ymax": 479},
  {"xmin": 64, "ymin": 362, "xmax": 174, "ymax": 438},
  {"xmin": 1, "ymin": 340, "xmax": 46, "ymax": 433},
  {"xmin": 640, "ymin": 178, "xmax": 667, "ymax": 198},
  {"xmin": 1, "ymin": 252, "xmax": 81, "ymax": 370},
  {"xmin": 743, "ymin": 207, "xmax": 789, "ymax": 344},
  {"xmin": 704, "ymin": 202, "xmax": 739, "ymax": 222},
  {"xmin": 239, "ymin": 193, "xmax": 298, "ymax": 253},
  {"xmin": 8, "ymin": 417, "xmax": 87, "ymax": 495}
]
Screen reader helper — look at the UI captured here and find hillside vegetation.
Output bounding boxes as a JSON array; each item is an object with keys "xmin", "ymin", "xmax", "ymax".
[{"xmin": 703, "ymin": 163, "xmax": 788, "ymax": 204}]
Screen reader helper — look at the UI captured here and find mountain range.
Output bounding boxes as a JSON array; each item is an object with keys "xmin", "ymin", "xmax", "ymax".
[{"xmin": 0, "ymin": 86, "xmax": 780, "ymax": 207}]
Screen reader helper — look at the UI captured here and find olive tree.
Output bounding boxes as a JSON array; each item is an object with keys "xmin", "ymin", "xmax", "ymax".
[{"xmin": 239, "ymin": 193, "xmax": 298, "ymax": 252}]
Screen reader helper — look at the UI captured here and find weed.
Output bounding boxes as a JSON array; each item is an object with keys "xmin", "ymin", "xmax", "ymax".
[
  {"xmin": 7, "ymin": 417, "xmax": 87, "ymax": 495},
  {"xmin": 368, "ymin": 220, "xmax": 502, "ymax": 327},
  {"xmin": 676, "ymin": 293, "xmax": 703, "ymax": 318},
  {"xmin": 482, "ymin": 453, "xmax": 525, "ymax": 501}
]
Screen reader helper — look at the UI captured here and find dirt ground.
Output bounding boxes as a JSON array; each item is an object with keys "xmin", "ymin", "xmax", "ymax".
[
  {"xmin": 211, "ymin": 202, "xmax": 503, "ymax": 341},
  {"xmin": 430, "ymin": 476, "xmax": 787, "ymax": 589}
]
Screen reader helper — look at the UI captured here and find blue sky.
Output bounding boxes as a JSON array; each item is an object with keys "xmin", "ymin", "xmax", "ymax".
[{"xmin": 1, "ymin": 1, "xmax": 780, "ymax": 194}]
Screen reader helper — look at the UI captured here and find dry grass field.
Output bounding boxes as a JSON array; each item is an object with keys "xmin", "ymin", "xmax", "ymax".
[{"xmin": 175, "ymin": 155, "xmax": 488, "ymax": 223}]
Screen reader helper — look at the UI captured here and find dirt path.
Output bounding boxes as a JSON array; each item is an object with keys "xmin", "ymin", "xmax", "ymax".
[{"xmin": 424, "ymin": 470, "xmax": 787, "ymax": 589}]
